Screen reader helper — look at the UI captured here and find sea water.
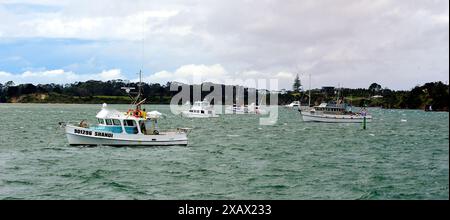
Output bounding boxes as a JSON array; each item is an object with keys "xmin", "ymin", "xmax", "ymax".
[{"xmin": 0, "ymin": 104, "xmax": 448, "ymax": 199}]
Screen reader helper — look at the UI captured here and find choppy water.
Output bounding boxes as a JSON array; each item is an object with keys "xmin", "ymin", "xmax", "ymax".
[{"xmin": 0, "ymin": 104, "xmax": 448, "ymax": 199}]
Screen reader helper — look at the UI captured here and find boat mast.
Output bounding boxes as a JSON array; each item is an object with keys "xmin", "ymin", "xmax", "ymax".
[
  {"xmin": 135, "ymin": 11, "xmax": 145, "ymax": 109},
  {"xmin": 336, "ymin": 83, "xmax": 340, "ymax": 104},
  {"xmin": 139, "ymin": 69, "xmax": 143, "ymax": 98},
  {"xmin": 308, "ymin": 73, "xmax": 311, "ymax": 107},
  {"xmin": 132, "ymin": 70, "xmax": 145, "ymax": 108}
]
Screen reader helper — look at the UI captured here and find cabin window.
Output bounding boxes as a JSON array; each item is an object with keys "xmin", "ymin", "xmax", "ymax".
[
  {"xmin": 189, "ymin": 110, "xmax": 193, "ymax": 112},
  {"xmin": 123, "ymin": 120, "xmax": 138, "ymax": 134},
  {"xmin": 124, "ymin": 120, "xmax": 134, "ymax": 126},
  {"xmin": 201, "ymin": 110, "xmax": 205, "ymax": 114},
  {"xmin": 105, "ymin": 119, "xmax": 112, "ymax": 125},
  {"xmin": 113, "ymin": 119, "xmax": 121, "ymax": 126},
  {"xmin": 98, "ymin": 119, "xmax": 104, "ymax": 124}
]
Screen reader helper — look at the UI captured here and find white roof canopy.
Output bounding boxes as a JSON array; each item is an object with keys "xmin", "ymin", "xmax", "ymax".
[
  {"xmin": 147, "ymin": 111, "xmax": 162, "ymax": 119},
  {"xmin": 96, "ymin": 108, "xmax": 124, "ymax": 119},
  {"xmin": 96, "ymin": 103, "xmax": 162, "ymax": 120}
]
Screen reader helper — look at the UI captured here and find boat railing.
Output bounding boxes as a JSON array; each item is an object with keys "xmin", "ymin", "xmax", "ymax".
[{"xmin": 59, "ymin": 120, "xmax": 90, "ymax": 128}]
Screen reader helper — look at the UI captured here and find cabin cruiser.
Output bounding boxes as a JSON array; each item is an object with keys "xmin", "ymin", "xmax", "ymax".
[
  {"xmin": 300, "ymin": 102, "xmax": 372, "ymax": 123},
  {"xmin": 60, "ymin": 71, "xmax": 190, "ymax": 146},
  {"xmin": 181, "ymin": 100, "xmax": 218, "ymax": 118}
]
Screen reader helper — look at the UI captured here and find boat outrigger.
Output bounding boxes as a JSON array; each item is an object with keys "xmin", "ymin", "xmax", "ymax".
[{"xmin": 60, "ymin": 71, "xmax": 190, "ymax": 146}]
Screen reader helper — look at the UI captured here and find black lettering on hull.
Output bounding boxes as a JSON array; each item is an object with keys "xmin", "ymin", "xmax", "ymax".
[
  {"xmin": 74, "ymin": 129, "xmax": 113, "ymax": 138},
  {"xmin": 74, "ymin": 129, "xmax": 92, "ymax": 136},
  {"xmin": 94, "ymin": 132, "xmax": 113, "ymax": 138}
]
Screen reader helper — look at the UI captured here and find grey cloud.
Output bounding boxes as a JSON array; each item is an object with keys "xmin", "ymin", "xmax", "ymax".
[
  {"xmin": 183, "ymin": 0, "xmax": 449, "ymax": 89},
  {"xmin": 0, "ymin": 0, "xmax": 448, "ymax": 89}
]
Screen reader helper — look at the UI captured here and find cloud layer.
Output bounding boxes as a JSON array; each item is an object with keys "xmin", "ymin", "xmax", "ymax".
[
  {"xmin": 0, "ymin": 64, "xmax": 294, "ymax": 91},
  {"xmin": 0, "ymin": 69, "xmax": 124, "ymax": 84},
  {"xmin": 0, "ymin": 0, "xmax": 448, "ymax": 89}
]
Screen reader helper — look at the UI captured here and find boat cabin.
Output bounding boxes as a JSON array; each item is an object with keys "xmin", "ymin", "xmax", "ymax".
[
  {"xmin": 188, "ymin": 101, "xmax": 214, "ymax": 114},
  {"xmin": 91, "ymin": 104, "xmax": 161, "ymax": 135},
  {"xmin": 312, "ymin": 102, "xmax": 353, "ymax": 114}
]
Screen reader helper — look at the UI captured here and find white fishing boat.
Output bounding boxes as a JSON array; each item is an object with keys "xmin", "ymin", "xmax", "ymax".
[
  {"xmin": 60, "ymin": 71, "xmax": 190, "ymax": 146},
  {"xmin": 299, "ymin": 78, "xmax": 372, "ymax": 123},
  {"xmin": 300, "ymin": 102, "xmax": 372, "ymax": 123},
  {"xmin": 181, "ymin": 100, "xmax": 218, "ymax": 118}
]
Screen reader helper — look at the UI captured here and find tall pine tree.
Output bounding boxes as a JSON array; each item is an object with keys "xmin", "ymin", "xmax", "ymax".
[{"xmin": 293, "ymin": 74, "xmax": 301, "ymax": 92}]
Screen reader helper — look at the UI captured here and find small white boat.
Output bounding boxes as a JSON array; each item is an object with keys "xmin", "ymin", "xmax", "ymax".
[
  {"xmin": 61, "ymin": 71, "xmax": 190, "ymax": 146},
  {"xmin": 224, "ymin": 103, "xmax": 268, "ymax": 115},
  {"xmin": 300, "ymin": 102, "xmax": 372, "ymax": 123},
  {"xmin": 251, "ymin": 103, "xmax": 269, "ymax": 115},
  {"xmin": 224, "ymin": 104, "xmax": 246, "ymax": 114},
  {"xmin": 285, "ymin": 101, "xmax": 300, "ymax": 108},
  {"xmin": 181, "ymin": 100, "xmax": 218, "ymax": 118}
]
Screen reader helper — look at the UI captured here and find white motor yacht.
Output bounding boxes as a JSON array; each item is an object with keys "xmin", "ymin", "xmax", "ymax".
[{"xmin": 181, "ymin": 100, "xmax": 218, "ymax": 118}]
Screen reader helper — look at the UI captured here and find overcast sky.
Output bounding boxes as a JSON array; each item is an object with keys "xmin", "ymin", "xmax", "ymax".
[{"xmin": 0, "ymin": 0, "xmax": 448, "ymax": 90}]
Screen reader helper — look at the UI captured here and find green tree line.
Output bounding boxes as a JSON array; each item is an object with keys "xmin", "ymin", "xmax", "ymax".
[{"xmin": 0, "ymin": 80, "xmax": 448, "ymax": 111}]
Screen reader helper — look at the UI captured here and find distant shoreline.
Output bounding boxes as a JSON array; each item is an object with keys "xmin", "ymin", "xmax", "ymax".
[
  {"xmin": 1, "ymin": 102, "xmax": 448, "ymax": 112},
  {"xmin": 1, "ymin": 81, "xmax": 448, "ymax": 111}
]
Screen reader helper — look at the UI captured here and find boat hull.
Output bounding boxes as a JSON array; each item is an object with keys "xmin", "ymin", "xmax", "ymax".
[
  {"xmin": 224, "ymin": 109, "xmax": 268, "ymax": 115},
  {"xmin": 181, "ymin": 111, "xmax": 219, "ymax": 118},
  {"xmin": 65, "ymin": 125, "xmax": 188, "ymax": 146},
  {"xmin": 224, "ymin": 109, "xmax": 250, "ymax": 114},
  {"xmin": 301, "ymin": 112, "xmax": 372, "ymax": 123}
]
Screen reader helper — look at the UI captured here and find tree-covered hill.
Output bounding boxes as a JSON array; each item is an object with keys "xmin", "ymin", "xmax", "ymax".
[{"xmin": 0, "ymin": 80, "xmax": 448, "ymax": 111}]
